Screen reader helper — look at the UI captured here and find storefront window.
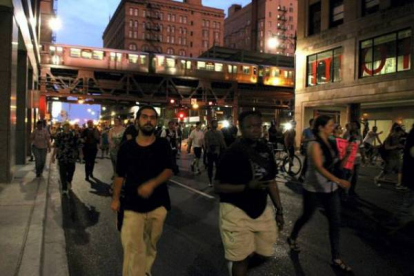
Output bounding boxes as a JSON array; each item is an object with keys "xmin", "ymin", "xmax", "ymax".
[
  {"xmin": 307, "ymin": 47, "xmax": 342, "ymax": 86},
  {"xmin": 360, "ymin": 29, "xmax": 411, "ymax": 77}
]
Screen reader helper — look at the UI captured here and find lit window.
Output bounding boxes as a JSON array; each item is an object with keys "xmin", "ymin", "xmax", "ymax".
[
  {"xmin": 215, "ymin": 63, "xmax": 223, "ymax": 72},
  {"xmin": 242, "ymin": 66, "xmax": 251, "ymax": 74},
  {"xmin": 206, "ymin": 63, "xmax": 214, "ymax": 71},
  {"xmin": 186, "ymin": 61, "xmax": 191, "ymax": 69},
  {"xmin": 82, "ymin": 51, "xmax": 92, "ymax": 59},
  {"xmin": 57, "ymin": 47, "xmax": 63, "ymax": 53},
  {"xmin": 360, "ymin": 29, "xmax": 411, "ymax": 78},
  {"xmin": 70, "ymin": 48, "xmax": 81, "ymax": 58},
  {"xmin": 307, "ymin": 47, "xmax": 343, "ymax": 86},
  {"xmin": 129, "ymin": 54, "xmax": 139, "ymax": 63},
  {"xmin": 93, "ymin": 51, "xmax": 104, "ymax": 60},
  {"xmin": 197, "ymin": 61, "xmax": 206, "ymax": 70},
  {"xmin": 140, "ymin": 56, "xmax": 147, "ymax": 65}
]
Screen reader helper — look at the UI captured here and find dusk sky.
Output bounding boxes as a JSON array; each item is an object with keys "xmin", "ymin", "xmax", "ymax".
[{"xmin": 56, "ymin": 0, "xmax": 251, "ymax": 47}]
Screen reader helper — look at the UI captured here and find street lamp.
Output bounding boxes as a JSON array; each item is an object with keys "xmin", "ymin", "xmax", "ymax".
[
  {"xmin": 48, "ymin": 17, "xmax": 62, "ymax": 31},
  {"xmin": 268, "ymin": 37, "xmax": 280, "ymax": 50}
]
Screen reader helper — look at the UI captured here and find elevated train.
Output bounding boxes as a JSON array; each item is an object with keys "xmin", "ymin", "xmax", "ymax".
[{"xmin": 41, "ymin": 44, "xmax": 294, "ymax": 87}]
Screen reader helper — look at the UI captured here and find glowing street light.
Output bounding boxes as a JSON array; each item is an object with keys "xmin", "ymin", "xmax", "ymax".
[
  {"xmin": 268, "ymin": 37, "xmax": 280, "ymax": 49},
  {"xmin": 48, "ymin": 17, "xmax": 62, "ymax": 31}
]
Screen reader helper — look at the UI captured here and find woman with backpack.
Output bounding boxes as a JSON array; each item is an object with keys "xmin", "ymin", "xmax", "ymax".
[{"xmin": 287, "ymin": 115, "xmax": 353, "ymax": 272}]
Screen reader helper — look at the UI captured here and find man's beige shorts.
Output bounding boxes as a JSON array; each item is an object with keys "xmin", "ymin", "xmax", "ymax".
[{"xmin": 219, "ymin": 203, "xmax": 278, "ymax": 262}]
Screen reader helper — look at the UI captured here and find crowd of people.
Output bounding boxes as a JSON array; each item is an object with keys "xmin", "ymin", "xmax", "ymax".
[{"xmin": 29, "ymin": 108, "xmax": 414, "ymax": 276}]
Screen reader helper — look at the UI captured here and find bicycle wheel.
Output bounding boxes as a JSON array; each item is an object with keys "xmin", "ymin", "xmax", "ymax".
[
  {"xmin": 282, "ymin": 155, "xmax": 302, "ymax": 176},
  {"xmin": 275, "ymin": 150, "xmax": 287, "ymax": 167}
]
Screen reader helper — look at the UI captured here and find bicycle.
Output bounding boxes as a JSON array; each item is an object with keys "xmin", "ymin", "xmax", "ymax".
[{"xmin": 268, "ymin": 142, "xmax": 302, "ymax": 176}]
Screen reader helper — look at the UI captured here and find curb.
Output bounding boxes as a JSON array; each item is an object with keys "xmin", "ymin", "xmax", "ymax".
[
  {"xmin": 16, "ymin": 160, "xmax": 70, "ymax": 276},
  {"xmin": 16, "ymin": 165, "xmax": 49, "ymax": 276}
]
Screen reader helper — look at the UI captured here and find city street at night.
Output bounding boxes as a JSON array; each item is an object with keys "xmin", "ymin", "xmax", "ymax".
[{"xmin": 56, "ymin": 148, "xmax": 413, "ymax": 276}]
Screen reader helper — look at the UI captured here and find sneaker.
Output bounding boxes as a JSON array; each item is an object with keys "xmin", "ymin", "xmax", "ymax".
[
  {"xmin": 396, "ymin": 184, "xmax": 408, "ymax": 191},
  {"xmin": 208, "ymin": 181, "xmax": 213, "ymax": 187}
]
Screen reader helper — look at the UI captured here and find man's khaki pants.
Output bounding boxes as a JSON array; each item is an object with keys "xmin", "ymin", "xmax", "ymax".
[{"xmin": 121, "ymin": 207, "xmax": 167, "ymax": 276}]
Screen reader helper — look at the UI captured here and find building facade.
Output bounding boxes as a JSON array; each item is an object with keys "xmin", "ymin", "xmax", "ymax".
[
  {"xmin": 103, "ymin": 0, "xmax": 225, "ymax": 57},
  {"xmin": 224, "ymin": 0, "xmax": 298, "ymax": 56},
  {"xmin": 295, "ymin": 0, "xmax": 414, "ymax": 143},
  {"xmin": 0, "ymin": 0, "xmax": 47, "ymax": 182}
]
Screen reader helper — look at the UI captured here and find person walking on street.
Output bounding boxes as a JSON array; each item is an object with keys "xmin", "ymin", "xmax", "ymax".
[
  {"xmin": 284, "ymin": 122, "xmax": 296, "ymax": 175},
  {"xmin": 81, "ymin": 120, "xmax": 100, "ymax": 181},
  {"xmin": 287, "ymin": 115, "xmax": 353, "ymax": 273},
  {"xmin": 222, "ymin": 118, "xmax": 238, "ymax": 147},
  {"xmin": 215, "ymin": 110, "xmax": 284, "ymax": 276},
  {"xmin": 299, "ymin": 119, "xmax": 315, "ymax": 181},
  {"xmin": 363, "ymin": 126, "xmax": 382, "ymax": 164},
  {"xmin": 160, "ymin": 120, "xmax": 180, "ymax": 174},
  {"xmin": 374, "ymin": 126, "xmax": 406, "ymax": 189},
  {"xmin": 109, "ymin": 118, "xmax": 125, "ymax": 179},
  {"xmin": 111, "ymin": 105, "xmax": 173, "ymax": 276},
  {"xmin": 384, "ymin": 125, "xmax": 414, "ymax": 232},
  {"xmin": 100, "ymin": 125, "xmax": 110, "ymax": 159},
  {"xmin": 51, "ymin": 122, "xmax": 82, "ymax": 195},
  {"xmin": 187, "ymin": 122, "xmax": 204, "ymax": 174},
  {"xmin": 204, "ymin": 120, "xmax": 226, "ymax": 187},
  {"xmin": 30, "ymin": 121, "xmax": 51, "ymax": 177}
]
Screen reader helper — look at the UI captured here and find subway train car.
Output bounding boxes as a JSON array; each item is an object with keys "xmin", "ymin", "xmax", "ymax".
[
  {"xmin": 151, "ymin": 54, "xmax": 258, "ymax": 84},
  {"xmin": 41, "ymin": 44, "xmax": 293, "ymax": 87},
  {"xmin": 41, "ymin": 44, "xmax": 150, "ymax": 73}
]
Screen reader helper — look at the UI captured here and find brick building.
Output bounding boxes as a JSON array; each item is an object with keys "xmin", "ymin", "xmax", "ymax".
[
  {"xmin": 295, "ymin": 0, "xmax": 414, "ymax": 143},
  {"xmin": 224, "ymin": 0, "xmax": 298, "ymax": 56},
  {"xmin": 102, "ymin": 0, "xmax": 225, "ymax": 57}
]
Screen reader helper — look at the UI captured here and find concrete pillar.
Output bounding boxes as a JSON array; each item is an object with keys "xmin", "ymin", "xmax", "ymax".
[
  {"xmin": 16, "ymin": 47, "xmax": 28, "ymax": 165},
  {"xmin": 0, "ymin": 6, "xmax": 19, "ymax": 182},
  {"xmin": 348, "ymin": 103, "xmax": 361, "ymax": 123}
]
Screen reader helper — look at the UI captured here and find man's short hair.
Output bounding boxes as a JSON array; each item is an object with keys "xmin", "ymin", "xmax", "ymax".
[
  {"xmin": 136, "ymin": 105, "xmax": 159, "ymax": 119},
  {"xmin": 238, "ymin": 110, "xmax": 262, "ymax": 128}
]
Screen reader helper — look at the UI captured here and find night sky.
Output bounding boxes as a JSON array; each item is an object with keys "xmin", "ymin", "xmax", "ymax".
[{"xmin": 56, "ymin": 0, "xmax": 251, "ymax": 47}]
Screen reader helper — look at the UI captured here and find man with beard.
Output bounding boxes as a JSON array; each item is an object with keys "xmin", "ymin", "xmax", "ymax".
[{"xmin": 111, "ymin": 106, "xmax": 173, "ymax": 276}]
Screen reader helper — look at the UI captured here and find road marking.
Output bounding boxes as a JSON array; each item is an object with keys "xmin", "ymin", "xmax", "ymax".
[{"xmin": 169, "ymin": 179, "xmax": 215, "ymax": 199}]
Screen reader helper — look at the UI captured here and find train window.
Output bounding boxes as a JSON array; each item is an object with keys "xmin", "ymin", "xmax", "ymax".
[
  {"xmin": 180, "ymin": 60, "xmax": 186, "ymax": 69},
  {"xmin": 157, "ymin": 56, "xmax": 165, "ymax": 66},
  {"xmin": 286, "ymin": 71, "xmax": 294, "ymax": 79},
  {"xmin": 186, "ymin": 61, "xmax": 192, "ymax": 69},
  {"xmin": 253, "ymin": 67, "xmax": 257, "ymax": 75},
  {"xmin": 57, "ymin": 47, "xmax": 63, "ymax": 53},
  {"xmin": 49, "ymin": 46, "xmax": 56, "ymax": 53},
  {"xmin": 166, "ymin": 58, "xmax": 175, "ymax": 68},
  {"xmin": 272, "ymin": 70, "xmax": 280, "ymax": 77},
  {"xmin": 197, "ymin": 61, "xmax": 206, "ymax": 70},
  {"xmin": 82, "ymin": 51, "xmax": 92, "ymax": 59},
  {"xmin": 93, "ymin": 51, "xmax": 104, "ymax": 60},
  {"xmin": 228, "ymin": 65, "xmax": 233, "ymax": 73},
  {"xmin": 52, "ymin": 55, "xmax": 60, "ymax": 65},
  {"xmin": 140, "ymin": 55, "xmax": 147, "ymax": 65},
  {"xmin": 110, "ymin": 52, "xmax": 116, "ymax": 61},
  {"xmin": 70, "ymin": 48, "xmax": 81, "ymax": 58},
  {"xmin": 206, "ymin": 63, "xmax": 214, "ymax": 71},
  {"xmin": 215, "ymin": 63, "xmax": 223, "ymax": 72},
  {"xmin": 242, "ymin": 66, "xmax": 251, "ymax": 74},
  {"xmin": 129, "ymin": 54, "xmax": 139, "ymax": 64}
]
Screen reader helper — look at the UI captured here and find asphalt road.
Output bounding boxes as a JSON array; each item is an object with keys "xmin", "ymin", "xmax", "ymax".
[{"xmin": 62, "ymin": 150, "xmax": 414, "ymax": 276}]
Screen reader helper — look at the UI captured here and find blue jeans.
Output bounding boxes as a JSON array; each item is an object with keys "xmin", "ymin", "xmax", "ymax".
[{"xmin": 32, "ymin": 146, "xmax": 47, "ymax": 175}]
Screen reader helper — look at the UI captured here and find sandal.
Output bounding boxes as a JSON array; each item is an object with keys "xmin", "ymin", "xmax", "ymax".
[
  {"xmin": 332, "ymin": 259, "xmax": 352, "ymax": 272},
  {"xmin": 287, "ymin": 237, "xmax": 300, "ymax": 252}
]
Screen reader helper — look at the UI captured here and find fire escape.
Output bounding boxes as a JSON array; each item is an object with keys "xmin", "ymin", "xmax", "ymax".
[
  {"xmin": 145, "ymin": 1, "xmax": 161, "ymax": 53},
  {"xmin": 277, "ymin": 5, "xmax": 288, "ymax": 55}
]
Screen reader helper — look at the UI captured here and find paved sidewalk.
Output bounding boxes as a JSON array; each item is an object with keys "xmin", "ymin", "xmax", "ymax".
[{"xmin": 0, "ymin": 159, "xmax": 69, "ymax": 276}]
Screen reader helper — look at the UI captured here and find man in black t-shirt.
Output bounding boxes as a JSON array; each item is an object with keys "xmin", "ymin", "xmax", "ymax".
[
  {"xmin": 222, "ymin": 119, "xmax": 238, "ymax": 147},
  {"xmin": 215, "ymin": 110, "xmax": 284, "ymax": 276},
  {"xmin": 111, "ymin": 106, "xmax": 173, "ymax": 276}
]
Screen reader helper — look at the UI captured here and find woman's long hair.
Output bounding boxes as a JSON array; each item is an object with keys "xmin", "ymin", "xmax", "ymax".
[{"xmin": 312, "ymin": 115, "xmax": 338, "ymax": 171}]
